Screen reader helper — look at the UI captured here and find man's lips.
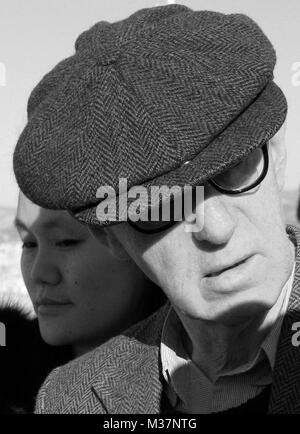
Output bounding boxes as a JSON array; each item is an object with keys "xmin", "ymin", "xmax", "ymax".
[{"xmin": 205, "ymin": 256, "xmax": 251, "ymax": 278}]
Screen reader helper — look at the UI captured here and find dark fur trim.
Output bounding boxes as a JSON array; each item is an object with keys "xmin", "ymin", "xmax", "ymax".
[{"xmin": 0, "ymin": 303, "xmax": 72, "ymax": 414}]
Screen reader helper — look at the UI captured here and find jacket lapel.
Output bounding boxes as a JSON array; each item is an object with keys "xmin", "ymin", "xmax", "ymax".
[
  {"xmin": 268, "ymin": 225, "xmax": 300, "ymax": 414},
  {"xmin": 90, "ymin": 304, "xmax": 169, "ymax": 414}
]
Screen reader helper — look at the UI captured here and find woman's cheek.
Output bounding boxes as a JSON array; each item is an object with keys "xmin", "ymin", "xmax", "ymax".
[
  {"xmin": 20, "ymin": 255, "xmax": 36, "ymax": 306},
  {"xmin": 20, "ymin": 252, "xmax": 32, "ymax": 285}
]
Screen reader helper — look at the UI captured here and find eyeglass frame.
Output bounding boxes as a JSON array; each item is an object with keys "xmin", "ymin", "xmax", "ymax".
[{"xmin": 127, "ymin": 143, "xmax": 269, "ymax": 234}]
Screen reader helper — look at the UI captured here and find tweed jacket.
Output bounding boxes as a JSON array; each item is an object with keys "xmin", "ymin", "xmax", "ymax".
[{"xmin": 35, "ymin": 225, "xmax": 300, "ymax": 414}]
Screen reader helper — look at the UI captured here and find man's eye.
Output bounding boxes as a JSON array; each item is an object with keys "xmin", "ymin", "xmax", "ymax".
[
  {"xmin": 22, "ymin": 241, "xmax": 37, "ymax": 249},
  {"xmin": 56, "ymin": 239, "xmax": 80, "ymax": 247}
]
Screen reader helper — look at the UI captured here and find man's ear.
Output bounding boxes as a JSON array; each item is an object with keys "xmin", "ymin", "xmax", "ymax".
[
  {"xmin": 269, "ymin": 121, "xmax": 287, "ymax": 192},
  {"xmin": 88, "ymin": 225, "xmax": 133, "ymax": 261}
]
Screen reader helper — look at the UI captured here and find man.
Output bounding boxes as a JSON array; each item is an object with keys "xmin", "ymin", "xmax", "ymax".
[{"xmin": 13, "ymin": 4, "xmax": 300, "ymax": 414}]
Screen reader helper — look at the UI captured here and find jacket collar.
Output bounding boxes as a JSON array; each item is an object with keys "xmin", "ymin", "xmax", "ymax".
[
  {"xmin": 268, "ymin": 225, "xmax": 300, "ymax": 414},
  {"xmin": 91, "ymin": 303, "xmax": 169, "ymax": 414}
]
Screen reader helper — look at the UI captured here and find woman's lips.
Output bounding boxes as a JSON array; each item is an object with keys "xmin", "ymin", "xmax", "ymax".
[{"xmin": 36, "ymin": 298, "xmax": 73, "ymax": 315}]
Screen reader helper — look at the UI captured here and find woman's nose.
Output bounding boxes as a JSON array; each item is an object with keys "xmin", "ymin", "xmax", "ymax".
[
  {"xmin": 192, "ymin": 192, "xmax": 237, "ymax": 245},
  {"xmin": 30, "ymin": 248, "xmax": 61, "ymax": 285}
]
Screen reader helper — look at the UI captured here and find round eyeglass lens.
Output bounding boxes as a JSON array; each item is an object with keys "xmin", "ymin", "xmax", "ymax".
[
  {"xmin": 128, "ymin": 191, "xmax": 191, "ymax": 234},
  {"xmin": 210, "ymin": 146, "xmax": 265, "ymax": 192}
]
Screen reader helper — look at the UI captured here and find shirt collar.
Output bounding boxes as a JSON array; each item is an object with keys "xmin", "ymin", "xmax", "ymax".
[{"xmin": 262, "ymin": 263, "xmax": 295, "ymax": 370}]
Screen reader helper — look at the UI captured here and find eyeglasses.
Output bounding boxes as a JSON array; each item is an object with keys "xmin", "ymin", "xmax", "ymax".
[
  {"xmin": 209, "ymin": 143, "xmax": 269, "ymax": 194},
  {"xmin": 128, "ymin": 143, "xmax": 269, "ymax": 234}
]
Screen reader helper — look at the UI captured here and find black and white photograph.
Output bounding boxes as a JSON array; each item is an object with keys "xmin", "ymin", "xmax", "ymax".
[{"xmin": 1, "ymin": 0, "xmax": 300, "ymax": 419}]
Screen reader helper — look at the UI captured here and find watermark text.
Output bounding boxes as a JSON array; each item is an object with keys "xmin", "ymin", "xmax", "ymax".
[{"xmin": 0, "ymin": 62, "xmax": 6, "ymax": 86}]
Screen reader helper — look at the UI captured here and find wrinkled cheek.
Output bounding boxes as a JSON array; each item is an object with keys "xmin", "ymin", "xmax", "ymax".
[{"xmin": 143, "ymin": 249, "xmax": 185, "ymax": 297}]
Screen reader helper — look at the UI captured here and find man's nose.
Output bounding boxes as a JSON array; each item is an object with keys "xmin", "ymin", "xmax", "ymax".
[
  {"xmin": 30, "ymin": 248, "xmax": 61, "ymax": 285},
  {"xmin": 192, "ymin": 192, "xmax": 237, "ymax": 245}
]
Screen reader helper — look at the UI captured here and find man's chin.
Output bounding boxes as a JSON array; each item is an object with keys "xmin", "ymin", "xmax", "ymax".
[
  {"xmin": 207, "ymin": 303, "xmax": 270, "ymax": 327},
  {"xmin": 176, "ymin": 296, "xmax": 274, "ymax": 326}
]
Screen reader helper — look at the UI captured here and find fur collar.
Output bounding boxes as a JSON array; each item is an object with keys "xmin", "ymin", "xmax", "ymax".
[{"xmin": 0, "ymin": 303, "xmax": 71, "ymax": 414}]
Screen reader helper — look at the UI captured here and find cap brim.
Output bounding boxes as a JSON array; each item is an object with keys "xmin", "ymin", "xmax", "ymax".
[{"xmin": 73, "ymin": 81, "xmax": 287, "ymax": 227}]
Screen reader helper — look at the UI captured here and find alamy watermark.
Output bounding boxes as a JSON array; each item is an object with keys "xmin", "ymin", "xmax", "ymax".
[
  {"xmin": 95, "ymin": 178, "xmax": 205, "ymax": 232},
  {"xmin": 0, "ymin": 322, "xmax": 6, "ymax": 346},
  {"xmin": 292, "ymin": 322, "xmax": 300, "ymax": 347},
  {"xmin": 0, "ymin": 62, "xmax": 6, "ymax": 87},
  {"xmin": 291, "ymin": 62, "xmax": 300, "ymax": 87}
]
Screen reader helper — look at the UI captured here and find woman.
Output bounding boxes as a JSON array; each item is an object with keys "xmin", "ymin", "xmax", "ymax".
[{"xmin": 0, "ymin": 192, "xmax": 164, "ymax": 413}]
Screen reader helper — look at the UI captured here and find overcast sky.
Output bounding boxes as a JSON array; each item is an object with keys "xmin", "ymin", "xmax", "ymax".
[{"xmin": 1, "ymin": 0, "xmax": 300, "ymax": 208}]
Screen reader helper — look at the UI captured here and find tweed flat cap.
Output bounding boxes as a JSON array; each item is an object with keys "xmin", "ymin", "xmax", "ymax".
[{"xmin": 13, "ymin": 4, "xmax": 287, "ymax": 226}]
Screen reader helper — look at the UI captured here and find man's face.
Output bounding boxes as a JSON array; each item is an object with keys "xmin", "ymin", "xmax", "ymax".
[{"xmin": 110, "ymin": 135, "xmax": 295, "ymax": 324}]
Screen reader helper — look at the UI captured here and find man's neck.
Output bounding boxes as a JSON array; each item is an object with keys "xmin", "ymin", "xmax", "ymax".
[
  {"xmin": 174, "ymin": 272, "xmax": 294, "ymax": 383},
  {"xmin": 175, "ymin": 312, "xmax": 267, "ymax": 382}
]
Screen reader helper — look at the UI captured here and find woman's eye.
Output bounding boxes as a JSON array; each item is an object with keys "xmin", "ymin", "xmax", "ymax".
[
  {"xmin": 56, "ymin": 239, "xmax": 80, "ymax": 247},
  {"xmin": 22, "ymin": 241, "xmax": 37, "ymax": 249}
]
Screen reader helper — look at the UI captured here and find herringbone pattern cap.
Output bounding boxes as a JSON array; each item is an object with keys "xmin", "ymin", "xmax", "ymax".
[{"xmin": 13, "ymin": 4, "xmax": 287, "ymax": 226}]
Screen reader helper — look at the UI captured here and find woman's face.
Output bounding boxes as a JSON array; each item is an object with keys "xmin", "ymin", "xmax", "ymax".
[{"xmin": 15, "ymin": 193, "xmax": 147, "ymax": 354}]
